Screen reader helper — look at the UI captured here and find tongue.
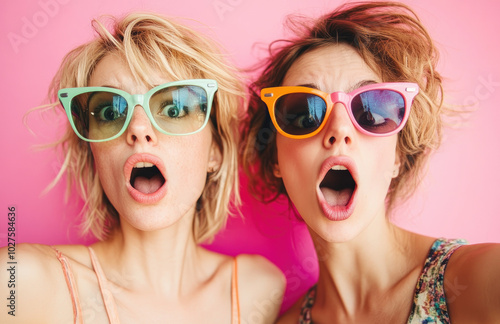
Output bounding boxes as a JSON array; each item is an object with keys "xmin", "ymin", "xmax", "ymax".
[
  {"xmin": 133, "ymin": 174, "xmax": 164, "ymax": 194},
  {"xmin": 321, "ymin": 187, "xmax": 353, "ymax": 206}
]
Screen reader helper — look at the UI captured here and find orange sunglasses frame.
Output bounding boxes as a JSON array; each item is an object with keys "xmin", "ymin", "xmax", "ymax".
[{"xmin": 261, "ymin": 82, "xmax": 419, "ymax": 139}]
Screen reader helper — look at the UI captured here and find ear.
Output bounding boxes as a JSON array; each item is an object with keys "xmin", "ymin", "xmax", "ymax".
[
  {"xmin": 273, "ymin": 163, "xmax": 282, "ymax": 178},
  {"xmin": 207, "ymin": 141, "xmax": 222, "ymax": 173}
]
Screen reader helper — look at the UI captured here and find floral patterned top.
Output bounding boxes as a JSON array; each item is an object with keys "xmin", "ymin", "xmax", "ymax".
[{"xmin": 298, "ymin": 238, "xmax": 467, "ymax": 324}]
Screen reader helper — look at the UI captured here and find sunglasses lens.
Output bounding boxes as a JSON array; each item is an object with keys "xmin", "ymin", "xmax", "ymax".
[
  {"xmin": 150, "ymin": 85, "xmax": 209, "ymax": 135},
  {"xmin": 351, "ymin": 89, "xmax": 405, "ymax": 134},
  {"xmin": 274, "ymin": 93, "xmax": 326, "ymax": 136},
  {"xmin": 71, "ymin": 91, "xmax": 128, "ymax": 141}
]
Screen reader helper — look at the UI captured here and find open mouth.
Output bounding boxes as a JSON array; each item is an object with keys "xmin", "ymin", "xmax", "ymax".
[
  {"xmin": 130, "ymin": 162, "xmax": 166, "ymax": 195},
  {"xmin": 319, "ymin": 165, "xmax": 356, "ymax": 207}
]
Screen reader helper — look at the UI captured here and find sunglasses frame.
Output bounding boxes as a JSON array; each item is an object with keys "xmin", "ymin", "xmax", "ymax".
[
  {"xmin": 58, "ymin": 79, "xmax": 218, "ymax": 142},
  {"xmin": 261, "ymin": 82, "xmax": 419, "ymax": 139}
]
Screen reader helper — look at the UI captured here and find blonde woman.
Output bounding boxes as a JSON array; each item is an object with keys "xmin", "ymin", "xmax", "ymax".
[
  {"xmin": 0, "ymin": 12, "xmax": 284, "ymax": 324},
  {"xmin": 242, "ymin": 2, "xmax": 500, "ymax": 322}
]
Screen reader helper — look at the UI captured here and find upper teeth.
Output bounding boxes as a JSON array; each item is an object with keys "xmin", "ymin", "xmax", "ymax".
[
  {"xmin": 134, "ymin": 162, "xmax": 154, "ymax": 168},
  {"xmin": 331, "ymin": 165, "xmax": 347, "ymax": 170}
]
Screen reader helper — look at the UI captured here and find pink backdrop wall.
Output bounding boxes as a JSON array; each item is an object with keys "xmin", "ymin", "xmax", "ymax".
[{"xmin": 1, "ymin": 0, "xmax": 499, "ymax": 312}]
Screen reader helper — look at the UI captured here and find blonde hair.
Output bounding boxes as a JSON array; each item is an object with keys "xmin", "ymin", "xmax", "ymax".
[
  {"xmin": 48, "ymin": 12, "xmax": 244, "ymax": 242},
  {"xmin": 242, "ymin": 1, "xmax": 444, "ymax": 211}
]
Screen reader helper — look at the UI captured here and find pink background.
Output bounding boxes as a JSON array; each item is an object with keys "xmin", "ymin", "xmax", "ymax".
[{"xmin": 1, "ymin": 0, "xmax": 499, "ymax": 312}]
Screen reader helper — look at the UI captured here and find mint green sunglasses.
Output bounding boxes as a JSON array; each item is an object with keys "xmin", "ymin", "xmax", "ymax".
[{"xmin": 58, "ymin": 79, "xmax": 218, "ymax": 142}]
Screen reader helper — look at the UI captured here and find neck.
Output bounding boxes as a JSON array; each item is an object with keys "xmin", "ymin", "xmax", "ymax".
[
  {"xmin": 311, "ymin": 212, "xmax": 422, "ymax": 317},
  {"xmin": 91, "ymin": 210, "xmax": 204, "ymax": 297}
]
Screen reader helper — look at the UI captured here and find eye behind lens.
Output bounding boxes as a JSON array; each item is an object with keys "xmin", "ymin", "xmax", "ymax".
[
  {"xmin": 81, "ymin": 91, "xmax": 128, "ymax": 141},
  {"xmin": 275, "ymin": 93, "xmax": 326, "ymax": 136},
  {"xmin": 150, "ymin": 85, "xmax": 210, "ymax": 135},
  {"xmin": 352, "ymin": 89, "xmax": 405, "ymax": 134}
]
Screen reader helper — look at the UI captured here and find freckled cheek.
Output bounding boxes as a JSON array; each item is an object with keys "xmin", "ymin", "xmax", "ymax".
[
  {"xmin": 362, "ymin": 139, "xmax": 398, "ymax": 188},
  {"xmin": 90, "ymin": 144, "xmax": 124, "ymax": 190},
  {"xmin": 276, "ymin": 138, "xmax": 292, "ymax": 171},
  {"xmin": 276, "ymin": 138, "xmax": 313, "ymax": 185},
  {"xmin": 172, "ymin": 137, "xmax": 212, "ymax": 173}
]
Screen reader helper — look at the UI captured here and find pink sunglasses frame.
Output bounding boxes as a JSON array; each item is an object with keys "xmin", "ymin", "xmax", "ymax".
[{"xmin": 261, "ymin": 82, "xmax": 419, "ymax": 139}]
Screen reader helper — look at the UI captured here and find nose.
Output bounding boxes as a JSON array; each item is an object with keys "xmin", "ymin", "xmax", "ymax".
[
  {"xmin": 126, "ymin": 105, "xmax": 158, "ymax": 145},
  {"xmin": 322, "ymin": 102, "xmax": 355, "ymax": 148}
]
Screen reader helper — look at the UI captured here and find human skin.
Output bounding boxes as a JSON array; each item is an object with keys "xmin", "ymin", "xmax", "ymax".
[
  {"xmin": 89, "ymin": 53, "xmax": 221, "ymax": 232},
  {"xmin": 275, "ymin": 44, "xmax": 401, "ymax": 244},
  {"xmin": 0, "ymin": 52, "xmax": 285, "ymax": 324},
  {"xmin": 275, "ymin": 44, "xmax": 500, "ymax": 322}
]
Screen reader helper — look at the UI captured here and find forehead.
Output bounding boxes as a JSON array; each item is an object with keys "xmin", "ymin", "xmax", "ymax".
[
  {"xmin": 282, "ymin": 43, "xmax": 381, "ymax": 93},
  {"xmin": 88, "ymin": 53, "xmax": 171, "ymax": 90}
]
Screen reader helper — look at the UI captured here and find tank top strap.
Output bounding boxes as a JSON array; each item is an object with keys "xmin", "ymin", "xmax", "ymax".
[
  {"xmin": 407, "ymin": 238, "xmax": 467, "ymax": 323},
  {"xmin": 231, "ymin": 256, "xmax": 241, "ymax": 324},
  {"xmin": 88, "ymin": 247, "xmax": 121, "ymax": 324},
  {"xmin": 51, "ymin": 246, "xmax": 84, "ymax": 324},
  {"xmin": 299, "ymin": 284, "xmax": 317, "ymax": 324}
]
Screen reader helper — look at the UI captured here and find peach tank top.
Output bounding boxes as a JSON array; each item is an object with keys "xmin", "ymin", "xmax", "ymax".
[{"xmin": 52, "ymin": 247, "xmax": 240, "ymax": 323}]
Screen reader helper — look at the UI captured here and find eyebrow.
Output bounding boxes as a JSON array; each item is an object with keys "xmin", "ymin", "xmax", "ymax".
[
  {"xmin": 99, "ymin": 85, "xmax": 121, "ymax": 90},
  {"xmin": 348, "ymin": 80, "xmax": 378, "ymax": 92},
  {"xmin": 86, "ymin": 85, "xmax": 121, "ymax": 110},
  {"xmin": 96, "ymin": 84, "xmax": 164, "ymax": 93},
  {"xmin": 298, "ymin": 83, "xmax": 321, "ymax": 90},
  {"xmin": 297, "ymin": 80, "xmax": 378, "ymax": 93}
]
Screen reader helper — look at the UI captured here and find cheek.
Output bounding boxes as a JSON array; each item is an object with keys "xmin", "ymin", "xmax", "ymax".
[
  {"xmin": 169, "ymin": 133, "xmax": 214, "ymax": 182},
  {"xmin": 362, "ymin": 136, "xmax": 399, "ymax": 189},
  {"xmin": 276, "ymin": 137, "xmax": 297, "ymax": 174},
  {"xmin": 275, "ymin": 136, "xmax": 315, "ymax": 189},
  {"xmin": 90, "ymin": 143, "xmax": 122, "ymax": 191},
  {"xmin": 382, "ymin": 137, "xmax": 399, "ymax": 173}
]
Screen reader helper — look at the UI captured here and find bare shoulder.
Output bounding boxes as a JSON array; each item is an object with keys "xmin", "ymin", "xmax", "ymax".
[
  {"xmin": 276, "ymin": 294, "xmax": 304, "ymax": 324},
  {"xmin": 446, "ymin": 242, "xmax": 500, "ymax": 286},
  {"xmin": 236, "ymin": 254, "xmax": 285, "ymax": 285},
  {"xmin": 0, "ymin": 243, "xmax": 87, "ymax": 323},
  {"xmin": 236, "ymin": 254, "xmax": 286, "ymax": 324},
  {"xmin": 445, "ymin": 243, "xmax": 500, "ymax": 323},
  {"xmin": 0, "ymin": 244, "xmax": 65, "ymax": 323},
  {"xmin": 1, "ymin": 243, "xmax": 63, "ymax": 283}
]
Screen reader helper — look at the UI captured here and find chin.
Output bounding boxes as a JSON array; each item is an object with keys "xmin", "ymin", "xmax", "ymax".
[{"xmin": 310, "ymin": 217, "xmax": 366, "ymax": 245}]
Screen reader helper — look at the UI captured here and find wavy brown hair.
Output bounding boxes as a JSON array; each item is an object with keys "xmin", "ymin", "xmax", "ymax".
[
  {"xmin": 47, "ymin": 12, "xmax": 244, "ymax": 242},
  {"xmin": 241, "ymin": 1, "xmax": 444, "ymax": 211}
]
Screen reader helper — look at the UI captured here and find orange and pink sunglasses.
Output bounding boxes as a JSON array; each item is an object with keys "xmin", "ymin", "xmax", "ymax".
[{"xmin": 261, "ymin": 82, "xmax": 418, "ymax": 139}]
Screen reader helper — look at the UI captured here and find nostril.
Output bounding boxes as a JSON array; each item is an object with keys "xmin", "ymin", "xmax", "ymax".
[
  {"xmin": 328, "ymin": 136, "xmax": 350, "ymax": 145},
  {"xmin": 129, "ymin": 134, "xmax": 153, "ymax": 143}
]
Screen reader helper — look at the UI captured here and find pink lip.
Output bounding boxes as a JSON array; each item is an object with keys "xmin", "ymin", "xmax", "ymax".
[
  {"xmin": 316, "ymin": 156, "xmax": 358, "ymax": 221},
  {"xmin": 124, "ymin": 153, "xmax": 167, "ymax": 204}
]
